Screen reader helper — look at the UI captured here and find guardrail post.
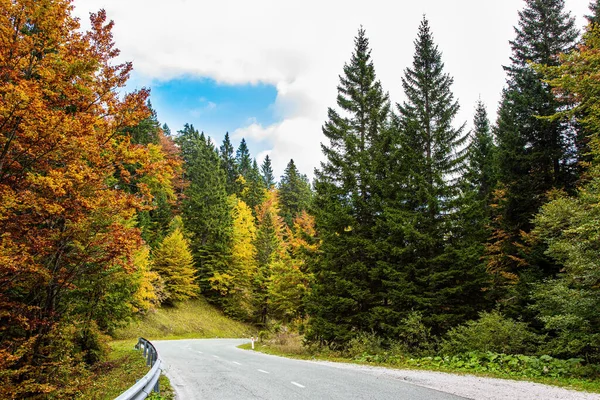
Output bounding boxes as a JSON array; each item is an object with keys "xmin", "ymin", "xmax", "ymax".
[{"xmin": 146, "ymin": 350, "xmax": 151, "ymax": 367}]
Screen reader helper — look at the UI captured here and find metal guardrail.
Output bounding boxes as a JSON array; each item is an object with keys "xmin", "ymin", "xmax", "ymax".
[{"xmin": 115, "ymin": 337, "xmax": 162, "ymax": 400}]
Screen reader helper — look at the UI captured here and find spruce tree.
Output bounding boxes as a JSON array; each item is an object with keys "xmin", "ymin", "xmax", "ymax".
[
  {"xmin": 278, "ymin": 159, "xmax": 312, "ymax": 227},
  {"xmin": 587, "ymin": 0, "xmax": 600, "ymax": 25},
  {"xmin": 176, "ymin": 124, "xmax": 232, "ymax": 297},
  {"xmin": 491, "ymin": 0, "xmax": 579, "ymax": 291},
  {"xmin": 219, "ymin": 132, "xmax": 239, "ymax": 195},
  {"xmin": 253, "ymin": 190, "xmax": 285, "ymax": 324},
  {"xmin": 123, "ymin": 100, "xmax": 161, "ymax": 145},
  {"xmin": 467, "ymin": 100, "xmax": 497, "ymax": 205},
  {"xmin": 162, "ymin": 123, "xmax": 171, "ymax": 136},
  {"xmin": 390, "ymin": 17, "xmax": 481, "ymax": 331},
  {"xmin": 236, "ymin": 138, "xmax": 252, "ymax": 179},
  {"xmin": 307, "ymin": 27, "xmax": 391, "ymax": 345},
  {"xmin": 261, "ymin": 155, "xmax": 275, "ymax": 189},
  {"xmin": 241, "ymin": 159, "xmax": 266, "ymax": 214}
]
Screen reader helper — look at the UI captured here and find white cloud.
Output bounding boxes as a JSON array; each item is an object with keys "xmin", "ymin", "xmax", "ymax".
[
  {"xmin": 72, "ymin": 0, "xmax": 590, "ymax": 179},
  {"xmin": 233, "ymin": 117, "xmax": 322, "ymax": 178}
]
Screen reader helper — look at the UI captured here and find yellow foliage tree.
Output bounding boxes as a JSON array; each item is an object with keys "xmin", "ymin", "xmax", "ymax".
[
  {"xmin": 268, "ymin": 211, "xmax": 318, "ymax": 322},
  {"xmin": 153, "ymin": 226, "xmax": 198, "ymax": 304},
  {"xmin": 210, "ymin": 196, "xmax": 257, "ymax": 319},
  {"xmin": 131, "ymin": 246, "xmax": 164, "ymax": 313}
]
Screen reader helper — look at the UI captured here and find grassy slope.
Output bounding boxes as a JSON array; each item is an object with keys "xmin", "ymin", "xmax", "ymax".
[{"xmin": 113, "ymin": 298, "xmax": 255, "ymax": 340}]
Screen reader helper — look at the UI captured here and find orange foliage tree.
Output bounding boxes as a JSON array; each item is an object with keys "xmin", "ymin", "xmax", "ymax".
[{"xmin": 0, "ymin": 0, "xmax": 169, "ymax": 396}]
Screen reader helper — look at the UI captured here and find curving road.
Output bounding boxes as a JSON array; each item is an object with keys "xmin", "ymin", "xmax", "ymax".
[{"xmin": 154, "ymin": 339, "xmax": 465, "ymax": 400}]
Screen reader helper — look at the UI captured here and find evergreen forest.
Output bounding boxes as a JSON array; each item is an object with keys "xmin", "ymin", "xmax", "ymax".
[{"xmin": 2, "ymin": 0, "xmax": 600, "ymax": 396}]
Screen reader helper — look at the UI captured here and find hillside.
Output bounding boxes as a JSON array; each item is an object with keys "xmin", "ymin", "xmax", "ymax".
[{"xmin": 113, "ymin": 299, "xmax": 255, "ymax": 340}]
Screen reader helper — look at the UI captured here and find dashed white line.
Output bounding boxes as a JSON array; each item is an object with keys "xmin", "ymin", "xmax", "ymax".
[
  {"xmin": 197, "ymin": 351, "xmax": 203, "ymax": 354},
  {"xmin": 232, "ymin": 361, "xmax": 242, "ymax": 365},
  {"xmin": 257, "ymin": 369, "xmax": 270, "ymax": 374},
  {"xmin": 213, "ymin": 355, "xmax": 219, "ymax": 358},
  {"xmin": 291, "ymin": 382, "xmax": 305, "ymax": 388}
]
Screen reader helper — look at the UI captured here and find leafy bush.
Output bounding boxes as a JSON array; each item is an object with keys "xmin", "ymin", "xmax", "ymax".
[
  {"xmin": 530, "ymin": 279, "xmax": 600, "ymax": 362},
  {"xmin": 345, "ymin": 332, "xmax": 384, "ymax": 358},
  {"xmin": 440, "ymin": 310, "xmax": 541, "ymax": 355},
  {"xmin": 406, "ymin": 351, "xmax": 599, "ymax": 379},
  {"xmin": 394, "ymin": 311, "xmax": 436, "ymax": 357}
]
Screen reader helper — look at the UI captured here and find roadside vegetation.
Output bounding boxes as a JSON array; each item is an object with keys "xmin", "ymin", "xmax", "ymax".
[
  {"xmin": 243, "ymin": 319, "xmax": 600, "ymax": 394},
  {"xmin": 76, "ymin": 341, "xmax": 173, "ymax": 400}
]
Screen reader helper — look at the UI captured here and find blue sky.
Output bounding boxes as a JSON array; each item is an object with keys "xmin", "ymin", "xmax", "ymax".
[
  {"xmin": 147, "ymin": 77, "xmax": 278, "ymax": 156},
  {"xmin": 73, "ymin": 0, "xmax": 590, "ymax": 179}
]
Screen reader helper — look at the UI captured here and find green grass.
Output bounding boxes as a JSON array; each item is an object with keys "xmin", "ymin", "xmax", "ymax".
[
  {"xmin": 113, "ymin": 298, "xmax": 255, "ymax": 340},
  {"xmin": 77, "ymin": 340, "xmax": 154, "ymax": 399},
  {"xmin": 240, "ymin": 336, "xmax": 600, "ymax": 394}
]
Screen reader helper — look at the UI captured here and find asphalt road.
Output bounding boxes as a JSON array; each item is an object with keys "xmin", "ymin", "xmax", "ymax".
[{"xmin": 153, "ymin": 339, "xmax": 466, "ymax": 400}]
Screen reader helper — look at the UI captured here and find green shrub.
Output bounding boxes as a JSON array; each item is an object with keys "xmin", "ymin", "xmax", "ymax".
[
  {"xmin": 394, "ymin": 311, "xmax": 435, "ymax": 357},
  {"xmin": 406, "ymin": 351, "xmax": 599, "ymax": 380},
  {"xmin": 440, "ymin": 310, "xmax": 541, "ymax": 355},
  {"xmin": 345, "ymin": 332, "xmax": 384, "ymax": 358}
]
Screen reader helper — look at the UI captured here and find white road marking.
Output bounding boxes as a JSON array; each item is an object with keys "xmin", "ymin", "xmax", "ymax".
[
  {"xmin": 257, "ymin": 369, "xmax": 270, "ymax": 374},
  {"xmin": 232, "ymin": 361, "xmax": 242, "ymax": 365},
  {"xmin": 213, "ymin": 355, "xmax": 219, "ymax": 358},
  {"xmin": 291, "ymin": 381, "xmax": 305, "ymax": 388},
  {"xmin": 197, "ymin": 351, "xmax": 203, "ymax": 354}
]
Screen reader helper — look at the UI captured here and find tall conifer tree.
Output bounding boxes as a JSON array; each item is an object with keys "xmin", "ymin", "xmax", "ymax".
[
  {"xmin": 241, "ymin": 160, "xmax": 267, "ymax": 214},
  {"xmin": 176, "ymin": 124, "xmax": 232, "ymax": 297},
  {"xmin": 389, "ymin": 17, "xmax": 480, "ymax": 331},
  {"xmin": 261, "ymin": 155, "xmax": 275, "ymax": 189},
  {"xmin": 162, "ymin": 123, "xmax": 171, "ymax": 136},
  {"xmin": 253, "ymin": 190, "xmax": 285, "ymax": 324},
  {"xmin": 219, "ymin": 132, "xmax": 239, "ymax": 195},
  {"xmin": 278, "ymin": 159, "xmax": 312, "ymax": 227},
  {"xmin": 307, "ymin": 27, "xmax": 391, "ymax": 345},
  {"xmin": 236, "ymin": 138, "xmax": 252, "ymax": 179},
  {"xmin": 587, "ymin": 0, "xmax": 600, "ymax": 25},
  {"xmin": 467, "ymin": 101, "xmax": 497, "ymax": 205},
  {"xmin": 490, "ymin": 0, "xmax": 578, "ymax": 292}
]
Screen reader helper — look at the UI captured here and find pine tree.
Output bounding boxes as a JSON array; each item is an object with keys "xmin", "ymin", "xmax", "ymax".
[
  {"xmin": 306, "ymin": 27, "xmax": 391, "ymax": 345},
  {"xmin": 122, "ymin": 100, "xmax": 161, "ymax": 145},
  {"xmin": 162, "ymin": 123, "xmax": 172, "ymax": 136},
  {"xmin": 240, "ymin": 160, "xmax": 266, "ymax": 214},
  {"xmin": 220, "ymin": 132, "xmax": 239, "ymax": 195},
  {"xmin": 389, "ymin": 17, "xmax": 481, "ymax": 332},
  {"xmin": 176, "ymin": 124, "xmax": 232, "ymax": 297},
  {"xmin": 253, "ymin": 189, "xmax": 285, "ymax": 324},
  {"xmin": 153, "ymin": 226, "xmax": 199, "ymax": 304},
  {"xmin": 491, "ymin": 0, "xmax": 579, "ymax": 291},
  {"xmin": 236, "ymin": 138, "xmax": 252, "ymax": 179},
  {"xmin": 261, "ymin": 155, "xmax": 275, "ymax": 189},
  {"xmin": 587, "ymin": 0, "xmax": 600, "ymax": 26},
  {"xmin": 278, "ymin": 159, "xmax": 312, "ymax": 227},
  {"xmin": 467, "ymin": 100, "xmax": 497, "ymax": 205}
]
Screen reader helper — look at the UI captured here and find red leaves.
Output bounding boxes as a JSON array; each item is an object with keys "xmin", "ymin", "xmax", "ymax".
[{"xmin": 0, "ymin": 0, "xmax": 166, "ymax": 395}]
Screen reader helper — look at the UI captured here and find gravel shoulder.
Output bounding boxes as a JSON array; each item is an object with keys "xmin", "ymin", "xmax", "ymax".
[{"xmin": 310, "ymin": 360, "xmax": 600, "ymax": 400}]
